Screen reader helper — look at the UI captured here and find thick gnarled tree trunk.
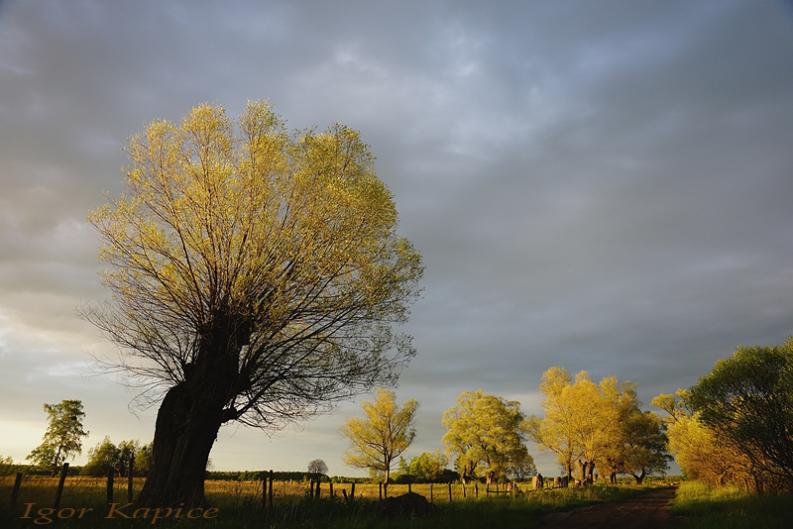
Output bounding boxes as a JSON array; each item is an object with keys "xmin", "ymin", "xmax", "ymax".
[{"xmin": 138, "ymin": 330, "xmax": 243, "ymax": 507}]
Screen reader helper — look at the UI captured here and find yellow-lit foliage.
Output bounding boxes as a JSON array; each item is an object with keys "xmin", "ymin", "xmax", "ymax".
[
  {"xmin": 442, "ymin": 390, "xmax": 532, "ymax": 483},
  {"xmin": 530, "ymin": 368, "xmax": 660, "ymax": 482},
  {"xmin": 342, "ymin": 389, "xmax": 418, "ymax": 483},
  {"xmin": 527, "ymin": 368, "xmax": 579, "ymax": 479},
  {"xmin": 652, "ymin": 390, "xmax": 754, "ymax": 489},
  {"xmin": 88, "ymin": 102, "xmax": 423, "ymax": 428}
]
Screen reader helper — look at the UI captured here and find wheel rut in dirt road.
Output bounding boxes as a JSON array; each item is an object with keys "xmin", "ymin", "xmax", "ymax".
[{"xmin": 537, "ymin": 487, "xmax": 678, "ymax": 529}]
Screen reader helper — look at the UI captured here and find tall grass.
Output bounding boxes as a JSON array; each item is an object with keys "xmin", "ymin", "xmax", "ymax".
[{"xmin": 671, "ymin": 481, "xmax": 793, "ymax": 529}]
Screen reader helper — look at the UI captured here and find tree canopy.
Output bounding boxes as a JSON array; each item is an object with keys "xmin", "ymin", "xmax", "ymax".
[
  {"xmin": 685, "ymin": 341, "xmax": 793, "ymax": 491},
  {"xmin": 134, "ymin": 442, "xmax": 153, "ymax": 475},
  {"xmin": 443, "ymin": 390, "xmax": 532, "ymax": 483},
  {"xmin": 27, "ymin": 400, "xmax": 88, "ymax": 474},
  {"xmin": 89, "ymin": 101, "xmax": 422, "ymax": 427},
  {"xmin": 0, "ymin": 455, "xmax": 13, "ymax": 475},
  {"xmin": 83, "ymin": 437, "xmax": 140, "ymax": 477},
  {"xmin": 653, "ymin": 389, "xmax": 754, "ymax": 489},
  {"xmin": 307, "ymin": 458, "xmax": 328, "ymax": 477},
  {"xmin": 616, "ymin": 410, "xmax": 668, "ymax": 483},
  {"xmin": 342, "ymin": 388, "xmax": 417, "ymax": 485},
  {"xmin": 530, "ymin": 368, "xmax": 667, "ymax": 483},
  {"xmin": 397, "ymin": 451, "xmax": 449, "ymax": 482}
]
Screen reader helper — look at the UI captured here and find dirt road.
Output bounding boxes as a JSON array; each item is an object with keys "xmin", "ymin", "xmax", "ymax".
[{"xmin": 538, "ymin": 487, "xmax": 678, "ymax": 529}]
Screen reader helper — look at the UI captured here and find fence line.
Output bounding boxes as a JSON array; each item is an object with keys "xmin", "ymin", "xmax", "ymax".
[{"xmin": 5, "ymin": 469, "xmax": 584, "ymax": 512}]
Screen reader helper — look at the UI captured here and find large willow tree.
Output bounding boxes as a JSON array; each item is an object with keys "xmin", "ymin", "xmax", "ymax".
[{"xmin": 88, "ymin": 102, "xmax": 422, "ymax": 506}]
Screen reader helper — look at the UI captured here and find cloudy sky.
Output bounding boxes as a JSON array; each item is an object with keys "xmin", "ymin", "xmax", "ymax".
[{"xmin": 2, "ymin": 0, "xmax": 793, "ymax": 476}]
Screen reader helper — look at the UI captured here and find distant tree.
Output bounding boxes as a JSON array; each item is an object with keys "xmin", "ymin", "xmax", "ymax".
[
  {"xmin": 398, "ymin": 451, "xmax": 449, "ymax": 482},
  {"xmin": 84, "ymin": 436, "xmax": 121, "ymax": 476},
  {"xmin": 87, "ymin": 102, "xmax": 422, "ymax": 506},
  {"xmin": 0, "ymin": 455, "xmax": 13, "ymax": 475},
  {"xmin": 116, "ymin": 440, "xmax": 139, "ymax": 476},
  {"xmin": 619, "ymin": 411, "xmax": 668, "ymax": 484},
  {"xmin": 687, "ymin": 341, "xmax": 793, "ymax": 491},
  {"xmin": 27, "ymin": 400, "xmax": 88, "ymax": 474},
  {"xmin": 596, "ymin": 377, "xmax": 668, "ymax": 484},
  {"xmin": 83, "ymin": 437, "xmax": 140, "ymax": 477},
  {"xmin": 343, "ymin": 389, "xmax": 417, "ymax": 485},
  {"xmin": 530, "ymin": 368, "xmax": 663, "ymax": 484},
  {"xmin": 443, "ymin": 390, "xmax": 532, "ymax": 484},
  {"xmin": 307, "ymin": 459, "xmax": 328, "ymax": 479},
  {"xmin": 567, "ymin": 373, "xmax": 622, "ymax": 484},
  {"xmin": 526, "ymin": 368, "xmax": 579, "ymax": 481},
  {"xmin": 134, "ymin": 443, "xmax": 153, "ymax": 475}
]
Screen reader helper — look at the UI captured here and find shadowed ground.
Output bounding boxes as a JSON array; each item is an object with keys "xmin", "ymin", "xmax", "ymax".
[{"xmin": 538, "ymin": 487, "xmax": 677, "ymax": 529}]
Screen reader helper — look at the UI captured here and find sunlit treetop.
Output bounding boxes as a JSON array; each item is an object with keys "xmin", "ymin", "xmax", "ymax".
[{"xmin": 88, "ymin": 101, "xmax": 423, "ymax": 429}]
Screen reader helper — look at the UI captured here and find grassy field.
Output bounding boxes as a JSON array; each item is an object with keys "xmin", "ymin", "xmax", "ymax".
[
  {"xmin": 671, "ymin": 481, "xmax": 793, "ymax": 529},
  {"xmin": 0, "ymin": 475, "xmax": 658, "ymax": 528}
]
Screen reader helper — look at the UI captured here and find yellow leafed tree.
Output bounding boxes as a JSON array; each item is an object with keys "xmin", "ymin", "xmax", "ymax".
[
  {"xmin": 342, "ymin": 388, "xmax": 418, "ymax": 487},
  {"xmin": 442, "ymin": 390, "xmax": 533, "ymax": 483},
  {"xmin": 529, "ymin": 368, "xmax": 661, "ymax": 484},
  {"xmin": 88, "ymin": 102, "xmax": 422, "ymax": 506},
  {"xmin": 652, "ymin": 390, "xmax": 754, "ymax": 489},
  {"xmin": 526, "ymin": 367, "xmax": 580, "ymax": 480}
]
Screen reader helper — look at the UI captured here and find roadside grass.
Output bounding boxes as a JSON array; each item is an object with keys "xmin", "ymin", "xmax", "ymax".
[
  {"xmin": 0, "ymin": 476, "xmax": 655, "ymax": 528},
  {"xmin": 671, "ymin": 481, "xmax": 793, "ymax": 529}
]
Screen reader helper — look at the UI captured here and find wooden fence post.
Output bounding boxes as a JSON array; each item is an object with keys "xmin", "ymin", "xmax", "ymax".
[
  {"xmin": 127, "ymin": 456, "xmax": 134, "ymax": 502},
  {"xmin": 267, "ymin": 470, "xmax": 274, "ymax": 514},
  {"xmin": 408, "ymin": 482, "xmax": 412, "ymax": 494},
  {"xmin": 11, "ymin": 472, "xmax": 23, "ymax": 509},
  {"xmin": 315, "ymin": 480, "xmax": 321, "ymax": 499},
  {"xmin": 378, "ymin": 482, "xmax": 382, "ymax": 500},
  {"xmin": 342, "ymin": 489, "xmax": 348, "ymax": 502},
  {"xmin": 447, "ymin": 481, "xmax": 452, "ymax": 502},
  {"xmin": 53, "ymin": 463, "xmax": 69, "ymax": 510},
  {"xmin": 106, "ymin": 468, "xmax": 114, "ymax": 506},
  {"xmin": 329, "ymin": 481, "xmax": 334, "ymax": 498},
  {"xmin": 350, "ymin": 482, "xmax": 356, "ymax": 500}
]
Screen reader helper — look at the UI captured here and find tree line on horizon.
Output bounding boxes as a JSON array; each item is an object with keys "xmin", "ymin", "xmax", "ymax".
[
  {"xmin": 342, "ymin": 339, "xmax": 792, "ymax": 494},
  {"xmin": 4, "ymin": 338, "xmax": 791, "ymax": 495}
]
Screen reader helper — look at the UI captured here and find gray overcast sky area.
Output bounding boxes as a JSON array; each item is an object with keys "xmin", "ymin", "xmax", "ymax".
[{"xmin": 1, "ymin": 0, "xmax": 793, "ymax": 476}]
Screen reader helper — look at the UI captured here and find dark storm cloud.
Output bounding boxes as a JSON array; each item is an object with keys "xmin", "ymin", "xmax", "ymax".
[{"xmin": 1, "ymin": 0, "xmax": 793, "ymax": 473}]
